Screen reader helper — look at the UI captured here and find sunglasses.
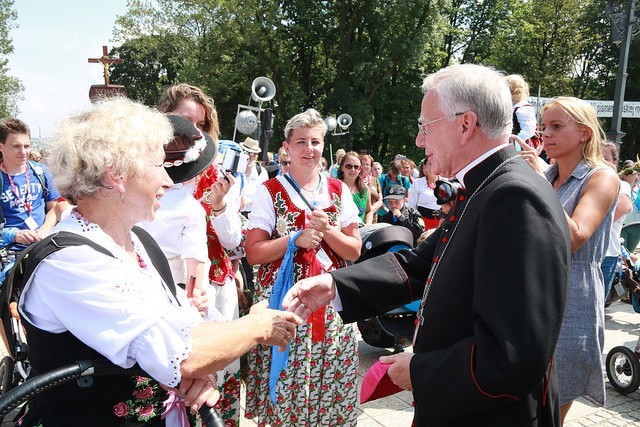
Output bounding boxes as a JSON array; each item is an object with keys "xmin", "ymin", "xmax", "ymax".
[
  {"xmin": 343, "ymin": 164, "xmax": 361, "ymax": 170},
  {"xmin": 281, "ymin": 161, "xmax": 291, "ymax": 166}
]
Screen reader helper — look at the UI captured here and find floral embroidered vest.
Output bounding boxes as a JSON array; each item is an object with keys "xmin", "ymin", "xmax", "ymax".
[
  {"xmin": 254, "ymin": 177, "xmax": 347, "ymax": 301},
  {"xmin": 194, "ymin": 165, "xmax": 235, "ymax": 285}
]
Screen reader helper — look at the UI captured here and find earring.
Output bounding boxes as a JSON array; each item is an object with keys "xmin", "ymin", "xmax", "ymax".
[{"xmin": 120, "ymin": 191, "xmax": 125, "ymax": 205}]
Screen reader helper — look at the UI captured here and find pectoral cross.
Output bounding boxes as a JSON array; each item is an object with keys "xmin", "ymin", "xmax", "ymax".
[{"xmin": 88, "ymin": 45, "xmax": 123, "ymax": 86}]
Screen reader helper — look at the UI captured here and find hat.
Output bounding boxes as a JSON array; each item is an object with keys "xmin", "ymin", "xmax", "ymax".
[
  {"xmin": 360, "ymin": 361, "xmax": 403, "ymax": 404},
  {"xmin": 240, "ymin": 137, "xmax": 261, "ymax": 154},
  {"xmin": 384, "ymin": 184, "xmax": 407, "ymax": 200},
  {"xmin": 164, "ymin": 114, "xmax": 217, "ymax": 184}
]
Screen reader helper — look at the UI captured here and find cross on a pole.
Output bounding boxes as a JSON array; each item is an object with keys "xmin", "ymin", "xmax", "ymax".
[{"xmin": 88, "ymin": 45, "xmax": 123, "ymax": 86}]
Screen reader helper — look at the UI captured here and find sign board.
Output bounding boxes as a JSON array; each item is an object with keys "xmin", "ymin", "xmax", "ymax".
[
  {"xmin": 528, "ymin": 97, "xmax": 640, "ymax": 118},
  {"xmin": 89, "ymin": 85, "xmax": 128, "ymax": 102}
]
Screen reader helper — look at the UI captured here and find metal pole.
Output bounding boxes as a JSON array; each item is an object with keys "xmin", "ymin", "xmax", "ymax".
[{"xmin": 607, "ymin": 0, "xmax": 636, "ymax": 144}]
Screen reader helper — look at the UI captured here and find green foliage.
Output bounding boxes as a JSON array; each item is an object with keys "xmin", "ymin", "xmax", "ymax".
[
  {"xmin": 110, "ymin": 0, "xmax": 639, "ymax": 164},
  {"xmin": 0, "ymin": 0, "xmax": 24, "ymax": 118}
]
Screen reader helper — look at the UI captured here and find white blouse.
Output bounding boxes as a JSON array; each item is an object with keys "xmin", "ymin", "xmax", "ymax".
[
  {"xmin": 248, "ymin": 174, "xmax": 360, "ymax": 234},
  {"xmin": 18, "ymin": 214, "xmax": 202, "ymax": 388},
  {"xmin": 407, "ymin": 177, "xmax": 439, "ymax": 211}
]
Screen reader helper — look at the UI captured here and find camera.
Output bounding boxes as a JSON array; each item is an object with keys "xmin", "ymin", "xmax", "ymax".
[{"xmin": 220, "ymin": 149, "xmax": 249, "ymax": 175}]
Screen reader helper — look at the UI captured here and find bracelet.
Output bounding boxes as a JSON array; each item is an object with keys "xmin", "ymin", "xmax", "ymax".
[{"xmin": 211, "ymin": 203, "xmax": 226, "ymax": 213}]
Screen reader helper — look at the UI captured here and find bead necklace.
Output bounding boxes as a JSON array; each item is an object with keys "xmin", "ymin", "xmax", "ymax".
[{"xmin": 71, "ymin": 208, "xmax": 147, "ymax": 270}]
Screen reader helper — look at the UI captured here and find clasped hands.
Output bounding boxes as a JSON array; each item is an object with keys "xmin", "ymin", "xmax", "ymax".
[
  {"xmin": 281, "ymin": 267, "xmax": 416, "ymax": 392},
  {"xmin": 295, "ymin": 209, "xmax": 330, "ymax": 249}
]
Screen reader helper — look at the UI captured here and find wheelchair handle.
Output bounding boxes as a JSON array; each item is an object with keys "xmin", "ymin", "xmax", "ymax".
[{"xmin": 0, "ymin": 359, "xmax": 224, "ymax": 426}]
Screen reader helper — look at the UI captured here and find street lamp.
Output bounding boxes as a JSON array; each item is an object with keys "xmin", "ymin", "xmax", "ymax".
[{"xmin": 606, "ymin": 0, "xmax": 640, "ymax": 144}]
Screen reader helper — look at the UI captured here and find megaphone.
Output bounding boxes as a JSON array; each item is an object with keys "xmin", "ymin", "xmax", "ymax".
[
  {"xmin": 337, "ymin": 113, "xmax": 352, "ymax": 131},
  {"xmin": 324, "ymin": 117, "xmax": 337, "ymax": 133},
  {"xmin": 251, "ymin": 77, "xmax": 276, "ymax": 103},
  {"xmin": 235, "ymin": 110, "xmax": 258, "ymax": 135}
]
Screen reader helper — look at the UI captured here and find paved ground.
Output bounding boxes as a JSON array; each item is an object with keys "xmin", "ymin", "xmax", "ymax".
[
  {"xmin": 2, "ymin": 300, "xmax": 640, "ymax": 425},
  {"xmin": 241, "ymin": 300, "xmax": 640, "ymax": 426}
]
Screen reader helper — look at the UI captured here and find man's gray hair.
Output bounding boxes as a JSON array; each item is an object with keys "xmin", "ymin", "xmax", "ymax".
[{"xmin": 421, "ymin": 64, "xmax": 512, "ymax": 140}]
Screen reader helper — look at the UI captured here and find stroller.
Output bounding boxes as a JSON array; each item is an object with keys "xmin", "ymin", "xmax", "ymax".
[
  {"xmin": 605, "ymin": 243, "xmax": 640, "ymax": 395},
  {"xmin": 0, "ymin": 235, "xmax": 224, "ymax": 426},
  {"xmin": 355, "ymin": 224, "xmax": 419, "ymax": 353}
]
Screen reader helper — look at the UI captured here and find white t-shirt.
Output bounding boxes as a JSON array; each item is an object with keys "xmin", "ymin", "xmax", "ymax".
[{"xmin": 242, "ymin": 163, "xmax": 269, "ymax": 213}]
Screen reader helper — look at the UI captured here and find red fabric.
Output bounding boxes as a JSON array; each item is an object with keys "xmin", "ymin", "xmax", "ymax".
[
  {"xmin": 302, "ymin": 249, "xmax": 326, "ymax": 343},
  {"xmin": 193, "ymin": 165, "xmax": 235, "ymax": 285},
  {"xmin": 422, "ymin": 217, "xmax": 440, "ymax": 230},
  {"xmin": 360, "ymin": 361, "xmax": 403, "ymax": 404}
]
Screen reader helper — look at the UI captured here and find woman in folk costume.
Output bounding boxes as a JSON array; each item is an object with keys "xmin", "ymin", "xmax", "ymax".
[
  {"xmin": 244, "ymin": 109, "xmax": 362, "ymax": 426},
  {"xmin": 158, "ymin": 83, "xmax": 243, "ymax": 425}
]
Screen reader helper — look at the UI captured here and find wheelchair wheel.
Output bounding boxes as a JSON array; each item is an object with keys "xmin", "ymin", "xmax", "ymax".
[
  {"xmin": 0, "ymin": 356, "xmax": 14, "ymax": 395},
  {"xmin": 606, "ymin": 346, "xmax": 640, "ymax": 394}
]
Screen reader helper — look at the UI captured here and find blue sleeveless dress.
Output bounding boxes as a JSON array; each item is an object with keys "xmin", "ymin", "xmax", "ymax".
[{"xmin": 545, "ymin": 160, "xmax": 614, "ymax": 406}]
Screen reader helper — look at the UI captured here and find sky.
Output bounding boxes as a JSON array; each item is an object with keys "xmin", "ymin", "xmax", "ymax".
[{"xmin": 8, "ymin": 0, "xmax": 130, "ymax": 139}]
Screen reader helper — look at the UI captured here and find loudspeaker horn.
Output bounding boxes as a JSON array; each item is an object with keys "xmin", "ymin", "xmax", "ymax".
[
  {"xmin": 235, "ymin": 110, "xmax": 258, "ymax": 135},
  {"xmin": 324, "ymin": 117, "xmax": 337, "ymax": 133},
  {"xmin": 251, "ymin": 77, "xmax": 276, "ymax": 103},
  {"xmin": 337, "ymin": 113, "xmax": 352, "ymax": 131}
]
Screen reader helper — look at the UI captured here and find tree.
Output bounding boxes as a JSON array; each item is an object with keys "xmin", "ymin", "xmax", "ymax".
[
  {"xmin": 111, "ymin": 0, "xmax": 634, "ymax": 164},
  {"xmin": 0, "ymin": 0, "xmax": 24, "ymax": 118}
]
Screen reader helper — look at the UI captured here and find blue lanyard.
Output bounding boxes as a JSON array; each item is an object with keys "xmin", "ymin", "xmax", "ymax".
[{"xmin": 283, "ymin": 173, "xmax": 321, "ymax": 211}]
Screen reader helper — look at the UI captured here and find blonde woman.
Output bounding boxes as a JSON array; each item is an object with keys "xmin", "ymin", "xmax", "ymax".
[{"xmin": 518, "ymin": 96, "xmax": 619, "ymax": 424}]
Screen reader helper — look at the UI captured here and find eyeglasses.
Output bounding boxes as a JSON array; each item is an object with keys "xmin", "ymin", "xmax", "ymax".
[
  {"xmin": 418, "ymin": 112, "xmax": 467, "ymax": 136},
  {"xmin": 281, "ymin": 161, "xmax": 291, "ymax": 166},
  {"xmin": 343, "ymin": 164, "xmax": 361, "ymax": 170}
]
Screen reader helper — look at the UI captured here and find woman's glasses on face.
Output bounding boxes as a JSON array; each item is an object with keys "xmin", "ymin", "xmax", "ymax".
[
  {"xmin": 343, "ymin": 164, "xmax": 361, "ymax": 170},
  {"xmin": 281, "ymin": 161, "xmax": 291, "ymax": 166}
]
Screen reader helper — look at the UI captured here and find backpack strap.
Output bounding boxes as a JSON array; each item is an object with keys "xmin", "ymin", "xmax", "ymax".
[
  {"xmin": 1, "ymin": 232, "xmax": 114, "ymax": 313},
  {"xmin": 27, "ymin": 161, "xmax": 50, "ymax": 199},
  {"xmin": 131, "ymin": 225, "xmax": 178, "ymax": 301}
]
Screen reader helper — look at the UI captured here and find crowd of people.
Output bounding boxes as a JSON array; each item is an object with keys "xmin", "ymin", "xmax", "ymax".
[{"xmin": 0, "ymin": 63, "xmax": 636, "ymax": 427}]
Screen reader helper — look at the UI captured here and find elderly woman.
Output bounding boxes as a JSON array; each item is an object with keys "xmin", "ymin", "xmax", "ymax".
[
  {"xmin": 16, "ymin": 98, "xmax": 301, "ymax": 426},
  {"xmin": 244, "ymin": 109, "xmax": 361, "ymax": 426},
  {"xmin": 519, "ymin": 96, "xmax": 619, "ymax": 424}
]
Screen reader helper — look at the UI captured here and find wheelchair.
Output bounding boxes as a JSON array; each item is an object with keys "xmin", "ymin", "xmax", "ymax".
[{"xmin": 0, "ymin": 242, "xmax": 223, "ymax": 426}]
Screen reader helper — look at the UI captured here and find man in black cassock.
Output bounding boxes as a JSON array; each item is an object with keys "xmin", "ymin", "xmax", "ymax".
[{"xmin": 283, "ymin": 64, "xmax": 570, "ymax": 427}]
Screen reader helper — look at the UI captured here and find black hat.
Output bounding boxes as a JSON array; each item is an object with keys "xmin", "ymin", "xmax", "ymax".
[
  {"xmin": 164, "ymin": 114, "xmax": 217, "ymax": 183},
  {"xmin": 384, "ymin": 184, "xmax": 407, "ymax": 200}
]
